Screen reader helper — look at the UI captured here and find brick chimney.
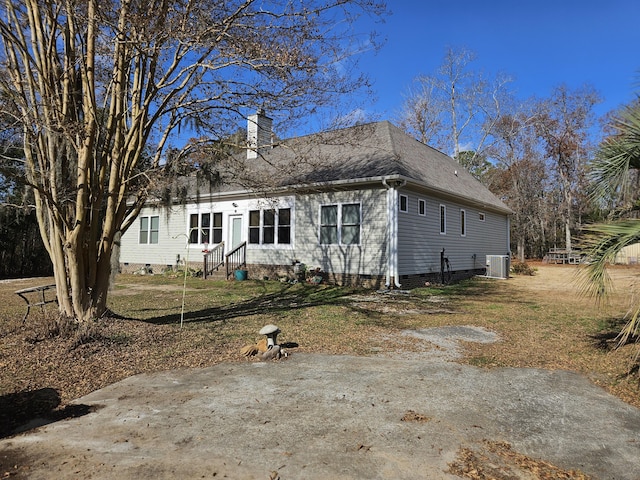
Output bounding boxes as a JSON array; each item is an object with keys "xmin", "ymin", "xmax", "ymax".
[{"xmin": 247, "ymin": 109, "xmax": 273, "ymax": 159}]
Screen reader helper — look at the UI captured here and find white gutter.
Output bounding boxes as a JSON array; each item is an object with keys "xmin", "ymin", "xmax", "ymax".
[
  {"xmin": 142, "ymin": 173, "xmax": 512, "ymax": 216},
  {"xmin": 382, "ymin": 178, "xmax": 406, "ymax": 288}
]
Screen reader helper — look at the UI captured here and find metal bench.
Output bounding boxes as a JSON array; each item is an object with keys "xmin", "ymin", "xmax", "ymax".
[{"xmin": 14, "ymin": 284, "xmax": 58, "ymax": 323}]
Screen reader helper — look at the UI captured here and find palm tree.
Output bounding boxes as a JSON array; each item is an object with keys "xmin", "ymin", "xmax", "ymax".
[{"xmin": 583, "ymin": 97, "xmax": 640, "ymax": 352}]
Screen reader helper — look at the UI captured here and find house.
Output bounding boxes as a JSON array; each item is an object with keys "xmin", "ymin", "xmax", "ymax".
[
  {"xmin": 614, "ymin": 243, "xmax": 640, "ymax": 265},
  {"xmin": 119, "ymin": 112, "xmax": 512, "ymax": 288}
]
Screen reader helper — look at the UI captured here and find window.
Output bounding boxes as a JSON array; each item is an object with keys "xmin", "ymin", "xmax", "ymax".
[
  {"xmin": 460, "ymin": 209, "xmax": 466, "ymax": 236},
  {"xmin": 439, "ymin": 205, "xmax": 446, "ymax": 234},
  {"xmin": 249, "ymin": 210, "xmax": 260, "ymax": 244},
  {"xmin": 212, "ymin": 213, "xmax": 223, "ymax": 243},
  {"xmin": 263, "ymin": 209, "xmax": 275, "ymax": 244},
  {"xmin": 249, "ymin": 208, "xmax": 291, "ymax": 245},
  {"xmin": 200, "ymin": 213, "xmax": 210, "ymax": 244},
  {"xmin": 399, "ymin": 194, "xmax": 408, "ymax": 212},
  {"xmin": 341, "ymin": 204, "xmax": 361, "ymax": 244},
  {"xmin": 189, "ymin": 214, "xmax": 199, "ymax": 244},
  {"xmin": 418, "ymin": 199, "xmax": 426, "ymax": 216},
  {"xmin": 190, "ymin": 212, "xmax": 223, "ymax": 245},
  {"xmin": 320, "ymin": 203, "xmax": 361, "ymax": 245},
  {"xmin": 320, "ymin": 205, "xmax": 338, "ymax": 244},
  {"xmin": 139, "ymin": 216, "xmax": 159, "ymax": 244},
  {"xmin": 278, "ymin": 208, "xmax": 291, "ymax": 244},
  {"xmin": 479, "ymin": 212, "xmax": 486, "ymax": 222}
]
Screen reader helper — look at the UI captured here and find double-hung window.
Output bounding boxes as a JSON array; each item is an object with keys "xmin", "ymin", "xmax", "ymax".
[
  {"xmin": 320, "ymin": 203, "xmax": 361, "ymax": 245},
  {"xmin": 320, "ymin": 206, "xmax": 338, "ymax": 244},
  {"xmin": 212, "ymin": 213, "xmax": 223, "ymax": 243},
  {"xmin": 278, "ymin": 208, "xmax": 291, "ymax": 244},
  {"xmin": 249, "ymin": 208, "xmax": 291, "ymax": 245},
  {"xmin": 249, "ymin": 210, "xmax": 261, "ymax": 244},
  {"xmin": 263, "ymin": 209, "xmax": 275, "ymax": 244},
  {"xmin": 139, "ymin": 216, "xmax": 159, "ymax": 244}
]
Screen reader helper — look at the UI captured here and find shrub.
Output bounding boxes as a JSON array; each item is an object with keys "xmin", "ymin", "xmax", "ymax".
[{"xmin": 511, "ymin": 261, "xmax": 536, "ymax": 276}]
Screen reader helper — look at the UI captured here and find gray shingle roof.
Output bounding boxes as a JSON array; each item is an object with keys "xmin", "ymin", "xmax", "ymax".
[{"xmin": 210, "ymin": 121, "xmax": 511, "ymax": 214}]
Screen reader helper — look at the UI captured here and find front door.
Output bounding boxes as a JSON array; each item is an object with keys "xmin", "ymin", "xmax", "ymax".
[{"xmin": 230, "ymin": 215, "xmax": 243, "ymax": 248}]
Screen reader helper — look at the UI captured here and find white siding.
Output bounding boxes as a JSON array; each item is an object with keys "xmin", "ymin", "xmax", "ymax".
[
  {"xmin": 120, "ymin": 186, "xmax": 509, "ymax": 280},
  {"xmin": 120, "ymin": 206, "xmax": 190, "ymax": 269},
  {"xmin": 120, "ymin": 197, "xmax": 296, "ymax": 270},
  {"xmin": 615, "ymin": 243, "xmax": 640, "ymax": 264},
  {"xmin": 292, "ymin": 189, "xmax": 388, "ymax": 276},
  {"xmin": 119, "ymin": 190, "xmax": 389, "ymax": 276},
  {"xmin": 397, "ymin": 191, "xmax": 509, "ymax": 275}
]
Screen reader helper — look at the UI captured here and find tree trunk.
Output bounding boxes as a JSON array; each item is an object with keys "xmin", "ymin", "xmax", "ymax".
[
  {"xmin": 563, "ymin": 182, "xmax": 574, "ymax": 252},
  {"xmin": 516, "ymin": 238, "xmax": 525, "ymax": 263}
]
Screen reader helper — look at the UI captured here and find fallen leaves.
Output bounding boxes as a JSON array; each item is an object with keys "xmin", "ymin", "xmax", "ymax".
[
  {"xmin": 447, "ymin": 439, "xmax": 592, "ymax": 480},
  {"xmin": 401, "ymin": 410, "xmax": 432, "ymax": 423}
]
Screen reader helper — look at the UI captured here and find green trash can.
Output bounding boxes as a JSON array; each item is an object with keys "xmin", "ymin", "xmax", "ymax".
[{"xmin": 234, "ymin": 269, "xmax": 248, "ymax": 281}]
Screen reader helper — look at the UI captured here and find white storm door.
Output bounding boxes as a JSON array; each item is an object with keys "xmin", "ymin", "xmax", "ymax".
[{"xmin": 230, "ymin": 215, "xmax": 243, "ymax": 248}]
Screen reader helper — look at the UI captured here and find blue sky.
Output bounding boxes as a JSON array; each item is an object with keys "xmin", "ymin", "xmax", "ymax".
[{"xmin": 354, "ymin": 0, "xmax": 640, "ymax": 122}]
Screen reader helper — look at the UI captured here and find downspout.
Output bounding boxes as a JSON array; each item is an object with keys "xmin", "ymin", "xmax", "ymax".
[
  {"xmin": 506, "ymin": 215, "xmax": 512, "ymax": 257},
  {"xmin": 382, "ymin": 178, "xmax": 406, "ymax": 288}
]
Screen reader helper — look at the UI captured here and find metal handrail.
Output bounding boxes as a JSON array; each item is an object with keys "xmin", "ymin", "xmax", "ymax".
[
  {"xmin": 203, "ymin": 242, "xmax": 225, "ymax": 279},
  {"xmin": 225, "ymin": 241, "xmax": 247, "ymax": 279}
]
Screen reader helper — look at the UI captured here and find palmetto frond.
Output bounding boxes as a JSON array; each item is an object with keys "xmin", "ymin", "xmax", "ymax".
[
  {"xmin": 581, "ymin": 220, "xmax": 640, "ymax": 298},
  {"xmin": 580, "ymin": 220, "xmax": 640, "ymax": 351},
  {"xmin": 585, "ymin": 94, "xmax": 640, "ymax": 353},
  {"xmin": 590, "ymin": 101, "xmax": 640, "ymax": 203}
]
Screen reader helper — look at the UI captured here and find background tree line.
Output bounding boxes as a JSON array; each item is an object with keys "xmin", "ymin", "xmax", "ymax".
[
  {"xmin": 396, "ymin": 47, "xmax": 606, "ymax": 262},
  {"xmin": 0, "ymin": 103, "xmax": 51, "ymax": 278},
  {"xmin": 0, "ymin": 37, "xmax": 634, "ymax": 280}
]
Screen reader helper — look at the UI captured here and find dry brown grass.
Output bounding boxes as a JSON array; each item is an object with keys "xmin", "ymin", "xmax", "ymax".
[{"xmin": 0, "ymin": 262, "xmax": 638, "ymax": 437}]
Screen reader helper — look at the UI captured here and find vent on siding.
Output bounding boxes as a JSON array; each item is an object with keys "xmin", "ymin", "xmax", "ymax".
[{"xmin": 486, "ymin": 255, "xmax": 509, "ymax": 279}]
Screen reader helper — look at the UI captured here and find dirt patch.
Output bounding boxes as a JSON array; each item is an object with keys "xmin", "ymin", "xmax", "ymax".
[
  {"xmin": 350, "ymin": 292, "xmax": 457, "ymax": 315},
  {"xmin": 397, "ymin": 326, "xmax": 499, "ymax": 361}
]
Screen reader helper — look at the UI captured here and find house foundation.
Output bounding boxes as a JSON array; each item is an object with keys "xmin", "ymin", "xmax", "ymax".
[{"xmin": 119, "ymin": 262, "xmax": 487, "ymax": 290}]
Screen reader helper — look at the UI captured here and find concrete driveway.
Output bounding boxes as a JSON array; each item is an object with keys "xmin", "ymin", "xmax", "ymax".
[{"xmin": 1, "ymin": 327, "xmax": 640, "ymax": 479}]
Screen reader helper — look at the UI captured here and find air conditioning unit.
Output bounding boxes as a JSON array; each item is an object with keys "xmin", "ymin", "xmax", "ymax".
[{"xmin": 486, "ymin": 255, "xmax": 510, "ymax": 279}]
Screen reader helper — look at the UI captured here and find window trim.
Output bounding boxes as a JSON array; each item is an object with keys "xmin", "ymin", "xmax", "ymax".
[
  {"xmin": 418, "ymin": 198, "xmax": 426, "ymax": 216},
  {"xmin": 439, "ymin": 204, "xmax": 446, "ymax": 235},
  {"xmin": 478, "ymin": 212, "xmax": 486, "ymax": 222},
  {"xmin": 399, "ymin": 194, "xmax": 408, "ymax": 213},
  {"xmin": 319, "ymin": 202, "xmax": 362, "ymax": 246},
  {"xmin": 460, "ymin": 209, "xmax": 466, "ymax": 237},
  {"xmin": 139, "ymin": 215, "xmax": 159, "ymax": 244}
]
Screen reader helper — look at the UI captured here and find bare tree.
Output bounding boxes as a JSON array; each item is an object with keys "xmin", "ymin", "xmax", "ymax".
[
  {"xmin": 396, "ymin": 46, "xmax": 513, "ymax": 167},
  {"xmin": 0, "ymin": 0, "xmax": 386, "ymax": 321},
  {"xmin": 489, "ymin": 108, "xmax": 548, "ymax": 261},
  {"xmin": 397, "ymin": 76, "xmax": 446, "ymax": 147},
  {"xmin": 535, "ymin": 85, "xmax": 601, "ymax": 252}
]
